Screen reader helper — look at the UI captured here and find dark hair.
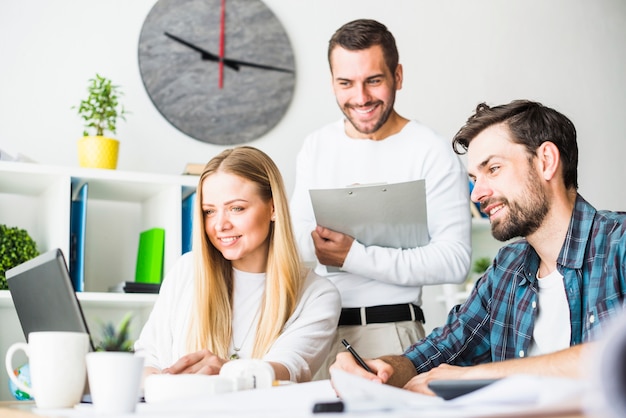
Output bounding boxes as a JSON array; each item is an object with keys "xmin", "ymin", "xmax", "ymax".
[
  {"xmin": 452, "ymin": 100, "xmax": 578, "ymax": 190},
  {"xmin": 328, "ymin": 19, "xmax": 399, "ymax": 74}
]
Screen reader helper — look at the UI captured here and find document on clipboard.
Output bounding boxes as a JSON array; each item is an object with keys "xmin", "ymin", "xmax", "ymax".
[{"xmin": 309, "ymin": 180, "xmax": 428, "ymax": 271}]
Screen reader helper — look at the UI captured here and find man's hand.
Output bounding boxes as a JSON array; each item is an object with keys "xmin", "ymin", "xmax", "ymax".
[
  {"xmin": 403, "ymin": 364, "xmax": 481, "ymax": 395},
  {"xmin": 403, "ymin": 344, "xmax": 591, "ymax": 395},
  {"xmin": 330, "ymin": 351, "xmax": 388, "ymax": 383},
  {"xmin": 162, "ymin": 349, "xmax": 227, "ymax": 375},
  {"xmin": 330, "ymin": 352, "xmax": 419, "ymax": 389},
  {"xmin": 311, "ymin": 226, "xmax": 354, "ymax": 267}
]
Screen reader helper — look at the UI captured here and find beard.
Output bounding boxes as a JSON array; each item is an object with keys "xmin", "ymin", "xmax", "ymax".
[
  {"xmin": 342, "ymin": 101, "xmax": 393, "ymax": 135},
  {"xmin": 340, "ymin": 88, "xmax": 397, "ymax": 135},
  {"xmin": 487, "ymin": 168, "xmax": 550, "ymax": 242}
]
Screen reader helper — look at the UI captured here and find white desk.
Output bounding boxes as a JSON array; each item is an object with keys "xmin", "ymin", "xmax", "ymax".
[{"xmin": 0, "ymin": 376, "xmax": 605, "ymax": 418}]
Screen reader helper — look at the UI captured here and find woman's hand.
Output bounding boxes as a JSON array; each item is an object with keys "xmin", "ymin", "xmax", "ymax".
[{"xmin": 163, "ymin": 349, "xmax": 228, "ymax": 375}]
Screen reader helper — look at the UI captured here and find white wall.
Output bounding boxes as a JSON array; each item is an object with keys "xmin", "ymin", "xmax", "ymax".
[
  {"xmin": 1, "ymin": 1, "xmax": 625, "ymax": 334},
  {"xmin": 1, "ymin": 0, "xmax": 625, "ymax": 210}
]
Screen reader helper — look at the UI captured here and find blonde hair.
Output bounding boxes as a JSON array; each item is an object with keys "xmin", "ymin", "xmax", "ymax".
[{"xmin": 186, "ymin": 146, "xmax": 304, "ymax": 359}]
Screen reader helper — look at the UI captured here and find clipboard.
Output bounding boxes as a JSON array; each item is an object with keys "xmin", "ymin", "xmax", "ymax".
[{"xmin": 309, "ymin": 179, "xmax": 429, "ymax": 251}]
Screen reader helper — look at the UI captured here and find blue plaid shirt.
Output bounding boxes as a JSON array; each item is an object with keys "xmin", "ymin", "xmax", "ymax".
[{"xmin": 404, "ymin": 195, "xmax": 626, "ymax": 371}]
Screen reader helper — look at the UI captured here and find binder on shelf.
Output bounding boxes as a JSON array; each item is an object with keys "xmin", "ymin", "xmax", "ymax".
[
  {"xmin": 182, "ymin": 191, "xmax": 196, "ymax": 254},
  {"xmin": 69, "ymin": 182, "xmax": 88, "ymax": 292},
  {"xmin": 135, "ymin": 227, "xmax": 165, "ymax": 284}
]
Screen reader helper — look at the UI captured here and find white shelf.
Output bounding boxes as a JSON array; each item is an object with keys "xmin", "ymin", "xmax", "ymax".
[
  {"xmin": 0, "ymin": 161, "xmax": 198, "ymax": 292},
  {"xmin": 0, "ymin": 289, "xmax": 156, "ymax": 309},
  {"xmin": 0, "ymin": 162, "xmax": 197, "ymax": 401}
]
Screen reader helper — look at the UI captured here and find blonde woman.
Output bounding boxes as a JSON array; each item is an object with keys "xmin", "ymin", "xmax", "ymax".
[{"xmin": 135, "ymin": 146, "xmax": 341, "ymax": 382}]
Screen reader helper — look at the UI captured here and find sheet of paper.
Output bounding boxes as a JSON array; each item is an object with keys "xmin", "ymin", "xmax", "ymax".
[
  {"xmin": 329, "ymin": 369, "xmax": 443, "ymax": 410},
  {"xmin": 136, "ymin": 379, "xmax": 337, "ymax": 417},
  {"xmin": 330, "ymin": 369, "xmax": 589, "ymax": 417}
]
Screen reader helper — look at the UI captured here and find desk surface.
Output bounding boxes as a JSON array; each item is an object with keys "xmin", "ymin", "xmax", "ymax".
[
  {"xmin": 0, "ymin": 401, "xmax": 595, "ymax": 418},
  {"xmin": 0, "ymin": 402, "xmax": 37, "ymax": 418}
]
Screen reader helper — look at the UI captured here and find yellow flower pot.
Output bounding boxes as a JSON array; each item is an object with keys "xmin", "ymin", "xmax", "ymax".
[{"xmin": 77, "ymin": 136, "xmax": 119, "ymax": 169}]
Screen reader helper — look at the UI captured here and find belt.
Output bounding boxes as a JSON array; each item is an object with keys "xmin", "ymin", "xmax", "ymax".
[{"xmin": 338, "ymin": 303, "xmax": 425, "ymax": 326}]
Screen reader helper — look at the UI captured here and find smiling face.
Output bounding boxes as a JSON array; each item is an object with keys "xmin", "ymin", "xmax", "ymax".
[
  {"xmin": 468, "ymin": 123, "xmax": 549, "ymax": 241},
  {"xmin": 330, "ymin": 45, "xmax": 402, "ymax": 139},
  {"xmin": 201, "ymin": 171, "xmax": 274, "ymax": 273}
]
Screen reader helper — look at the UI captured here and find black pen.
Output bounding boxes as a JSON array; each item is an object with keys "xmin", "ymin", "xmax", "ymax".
[{"xmin": 341, "ymin": 339, "xmax": 373, "ymax": 373}]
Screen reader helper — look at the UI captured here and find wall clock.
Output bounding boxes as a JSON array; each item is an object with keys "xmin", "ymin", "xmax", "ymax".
[{"xmin": 138, "ymin": 0, "xmax": 296, "ymax": 145}]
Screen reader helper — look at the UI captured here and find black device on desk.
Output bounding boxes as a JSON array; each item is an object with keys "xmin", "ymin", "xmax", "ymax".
[{"xmin": 428, "ymin": 378, "xmax": 500, "ymax": 400}]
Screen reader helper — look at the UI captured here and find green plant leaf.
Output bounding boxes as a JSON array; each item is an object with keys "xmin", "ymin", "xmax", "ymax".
[
  {"xmin": 0, "ymin": 225, "xmax": 39, "ymax": 290},
  {"xmin": 95, "ymin": 312, "xmax": 135, "ymax": 352},
  {"xmin": 72, "ymin": 73, "xmax": 129, "ymax": 138}
]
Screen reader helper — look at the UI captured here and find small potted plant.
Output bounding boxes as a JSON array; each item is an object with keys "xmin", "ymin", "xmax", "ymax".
[
  {"xmin": 94, "ymin": 312, "xmax": 134, "ymax": 352},
  {"xmin": 86, "ymin": 313, "xmax": 145, "ymax": 413},
  {"xmin": 74, "ymin": 74, "xmax": 128, "ymax": 170},
  {"xmin": 0, "ymin": 224, "xmax": 39, "ymax": 290},
  {"xmin": 464, "ymin": 256, "xmax": 492, "ymax": 292}
]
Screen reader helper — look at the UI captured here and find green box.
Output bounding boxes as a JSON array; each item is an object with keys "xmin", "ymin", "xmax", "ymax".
[{"xmin": 135, "ymin": 228, "xmax": 165, "ymax": 284}]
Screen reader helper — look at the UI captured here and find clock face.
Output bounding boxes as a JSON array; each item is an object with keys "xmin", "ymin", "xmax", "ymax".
[{"xmin": 138, "ymin": 0, "xmax": 296, "ymax": 145}]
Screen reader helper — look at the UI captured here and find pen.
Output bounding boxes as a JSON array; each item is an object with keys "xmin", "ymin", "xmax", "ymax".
[{"xmin": 341, "ymin": 339, "xmax": 373, "ymax": 373}]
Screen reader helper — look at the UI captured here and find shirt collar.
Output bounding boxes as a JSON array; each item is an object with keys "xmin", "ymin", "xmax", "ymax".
[
  {"xmin": 520, "ymin": 194, "xmax": 595, "ymax": 284},
  {"xmin": 558, "ymin": 194, "xmax": 596, "ymax": 270}
]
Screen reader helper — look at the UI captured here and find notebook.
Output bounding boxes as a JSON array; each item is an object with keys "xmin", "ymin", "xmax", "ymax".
[{"xmin": 6, "ymin": 248, "xmax": 95, "ymax": 351}]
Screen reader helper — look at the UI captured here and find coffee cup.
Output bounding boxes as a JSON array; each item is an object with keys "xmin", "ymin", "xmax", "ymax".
[{"xmin": 5, "ymin": 331, "xmax": 89, "ymax": 409}]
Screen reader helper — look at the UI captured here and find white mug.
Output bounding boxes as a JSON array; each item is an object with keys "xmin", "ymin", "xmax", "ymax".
[
  {"xmin": 86, "ymin": 351, "xmax": 144, "ymax": 414},
  {"xmin": 5, "ymin": 331, "xmax": 89, "ymax": 409}
]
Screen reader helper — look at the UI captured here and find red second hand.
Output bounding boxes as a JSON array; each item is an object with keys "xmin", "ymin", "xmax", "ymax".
[{"xmin": 218, "ymin": 0, "xmax": 225, "ymax": 89}]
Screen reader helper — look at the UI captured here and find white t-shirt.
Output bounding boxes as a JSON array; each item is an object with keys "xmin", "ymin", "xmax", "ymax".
[
  {"xmin": 290, "ymin": 119, "xmax": 472, "ymax": 307},
  {"xmin": 528, "ymin": 269, "xmax": 571, "ymax": 357},
  {"xmin": 134, "ymin": 252, "xmax": 341, "ymax": 382}
]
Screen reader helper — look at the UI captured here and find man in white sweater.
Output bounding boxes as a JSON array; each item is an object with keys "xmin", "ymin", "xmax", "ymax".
[{"xmin": 290, "ymin": 19, "xmax": 471, "ymax": 379}]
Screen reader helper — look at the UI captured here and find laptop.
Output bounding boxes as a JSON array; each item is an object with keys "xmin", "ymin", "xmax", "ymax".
[
  {"xmin": 6, "ymin": 248, "xmax": 95, "ymax": 351},
  {"xmin": 6, "ymin": 248, "xmax": 149, "ymax": 403}
]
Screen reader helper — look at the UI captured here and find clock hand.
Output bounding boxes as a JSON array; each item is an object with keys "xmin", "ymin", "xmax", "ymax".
[
  {"xmin": 164, "ymin": 32, "xmax": 294, "ymax": 74},
  {"xmin": 164, "ymin": 32, "xmax": 240, "ymax": 71},
  {"xmin": 218, "ymin": 0, "xmax": 225, "ymax": 88},
  {"xmin": 221, "ymin": 57, "xmax": 294, "ymax": 74}
]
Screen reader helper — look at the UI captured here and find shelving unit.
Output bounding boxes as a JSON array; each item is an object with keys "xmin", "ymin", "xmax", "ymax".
[{"xmin": 0, "ymin": 161, "xmax": 199, "ymax": 401}]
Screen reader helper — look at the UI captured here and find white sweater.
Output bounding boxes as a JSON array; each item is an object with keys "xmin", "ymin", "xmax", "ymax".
[
  {"xmin": 134, "ymin": 252, "xmax": 341, "ymax": 382},
  {"xmin": 290, "ymin": 119, "xmax": 471, "ymax": 308}
]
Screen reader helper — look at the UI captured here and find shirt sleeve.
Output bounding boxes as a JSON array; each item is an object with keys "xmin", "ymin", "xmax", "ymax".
[
  {"xmin": 261, "ymin": 272, "xmax": 341, "ymax": 382},
  {"xmin": 403, "ymin": 272, "xmax": 494, "ymax": 371},
  {"xmin": 290, "ymin": 134, "xmax": 318, "ymax": 264},
  {"xmin": 134, "ymin": 254, "xmax": 193, "ymax": 370}
]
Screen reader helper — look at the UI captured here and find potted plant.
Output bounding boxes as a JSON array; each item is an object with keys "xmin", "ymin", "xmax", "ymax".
[
  {"xmin": 464, "ymin": 256, "xmax": 492, "ymax": 291},
  {"xmin": 94, "ymin": 312, "xmax": 135, "ymax": 352},
  {"xmin": 74, "ymin": 74, "xmax": 128, "ymax": 170},
  {"xmin": 0, "ymin": 224, "xmax": 39, "ymax": 290},
  {"xmin": 86, "ymin": 312, "xmax": 145, "ymax": 413}
]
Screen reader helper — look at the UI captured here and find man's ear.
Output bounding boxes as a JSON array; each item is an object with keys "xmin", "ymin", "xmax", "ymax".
[
  {"xmin": 537, "ymin": 141, "xmax": 560, "ymax": 181},
  {"xmin": 395, "ymin": 63, "xmax": 403, "ymax": 90}
]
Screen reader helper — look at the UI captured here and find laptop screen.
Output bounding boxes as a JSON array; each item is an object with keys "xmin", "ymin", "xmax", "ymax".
[{"xmin": 7, "ymin": 248, "xmax": 95, "ymax": 351}]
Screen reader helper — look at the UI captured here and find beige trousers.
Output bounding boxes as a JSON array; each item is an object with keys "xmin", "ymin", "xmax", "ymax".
[{"xmin": 313, "ymin": 320, "xmax": 425, "ymax": 380}]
